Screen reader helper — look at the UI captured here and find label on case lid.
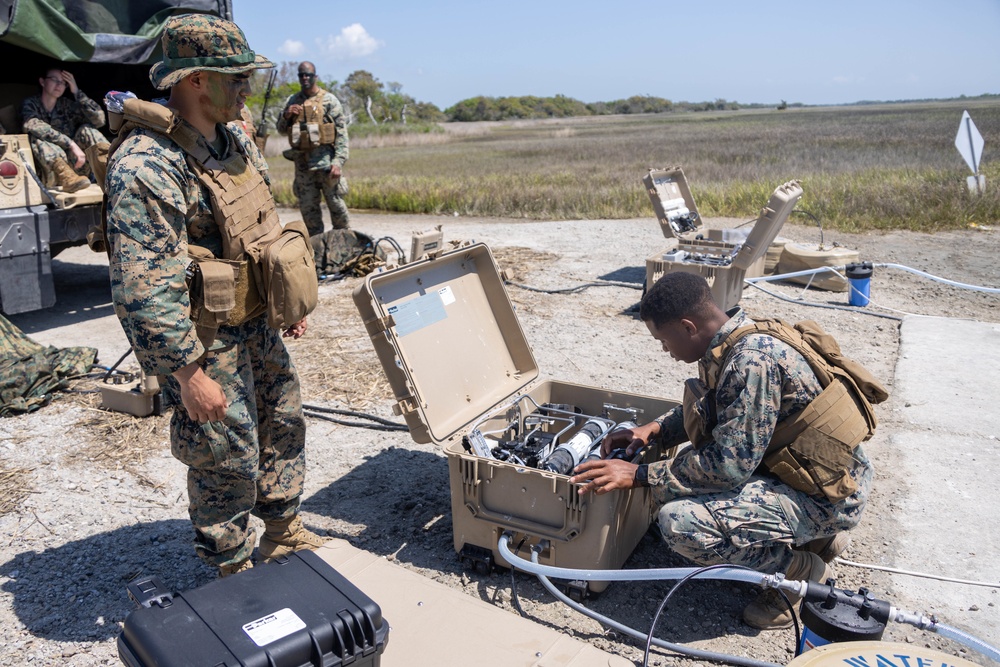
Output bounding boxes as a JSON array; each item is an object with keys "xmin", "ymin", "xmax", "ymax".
[{"xmin": 243, "ymin": 607, "xmax": 307, "ymax": 647}]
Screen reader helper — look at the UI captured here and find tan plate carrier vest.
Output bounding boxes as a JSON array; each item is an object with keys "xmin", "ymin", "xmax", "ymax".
[
  {"xmin": 686, "ymin": 318, "xmax": 888, "ymax": 503},
  {"xmin": 287, "ymin": 94, "xmax": 337, "ymax": 152},
  {"xmin": 103, "ymin": 99, "xmax": 317, "ymax": 348}
]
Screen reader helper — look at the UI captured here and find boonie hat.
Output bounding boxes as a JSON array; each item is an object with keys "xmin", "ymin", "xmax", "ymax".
[{"xmin": 149, "ymin": 13, "xmax": 274, "ymax": 90}]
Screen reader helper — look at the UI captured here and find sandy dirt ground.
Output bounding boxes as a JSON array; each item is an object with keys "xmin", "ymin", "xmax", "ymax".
[{"xmin": 0, "ymin": 209, "xmax": 997, "ymax": 666}]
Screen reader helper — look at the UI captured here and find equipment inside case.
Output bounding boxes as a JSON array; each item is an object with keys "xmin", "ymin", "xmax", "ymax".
[
  {"xmin": 642, "ymin": 167, "xmax": 803, "ymax": 309},
  {"xmin": 353, "ymin": 244, "xmax": 679, "ymax": 595}
]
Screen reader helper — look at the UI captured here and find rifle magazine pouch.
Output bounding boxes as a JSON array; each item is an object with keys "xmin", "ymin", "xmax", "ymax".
[
  {"xmin": 319, "ymin": 122, "xmax": 337, "ymax": 144},
  {"xmin": 306, "ymin": 122, "xmax": 321, "ymax": 145},
  {"xmin": 260, "ymin": 220, "xmax": 318, "ymax": 329}
]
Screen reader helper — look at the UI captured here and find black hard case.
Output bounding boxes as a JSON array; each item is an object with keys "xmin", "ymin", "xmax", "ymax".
[{"xmin": 117, "ymin": 550, "xmax": 389, "ymax": 667}]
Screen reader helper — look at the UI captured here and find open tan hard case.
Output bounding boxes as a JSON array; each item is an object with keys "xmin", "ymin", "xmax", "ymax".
[
  {"xmin": 353, "ymin": 243, "xmax": 679, "ymax": 597},
  {"xmin": 642, "ymin": 166, "xmax": 802, "ymax": 309}
]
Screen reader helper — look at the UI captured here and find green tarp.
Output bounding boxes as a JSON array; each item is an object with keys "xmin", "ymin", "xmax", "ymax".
[
  {"xmin": 0, "ymin": 0, "xmax": 231, "ymax": 63},
  {"xmin": 0, "ymin": 314, "xmax": 97, "ymax": 416}
]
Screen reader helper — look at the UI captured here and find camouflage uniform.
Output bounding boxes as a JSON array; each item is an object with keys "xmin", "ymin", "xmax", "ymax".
[
  {"xmin": 106, "ymin": 120, "xmax": 307, "ymax": 569},
  {"xmin": 276, "ymin": 89, "xmax": 350, "ymax": 234},
  {"xmin": 21, "ymin": 91, "xmax": 106, "ymax": 183},
  {"xmin": 648, "ymin": 309, "xmax": 873, "ymax": 573},
  {"xmin": 105, "ymin": 14, "xmax": 306, "ymax": 570}
]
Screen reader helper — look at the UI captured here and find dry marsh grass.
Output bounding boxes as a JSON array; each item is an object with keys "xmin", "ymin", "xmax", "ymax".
[{"xmin": 267, "ymin": 100, "xmax": 999, "ymax": 231}]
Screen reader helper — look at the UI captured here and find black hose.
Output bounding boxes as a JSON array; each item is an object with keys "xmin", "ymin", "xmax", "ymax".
[
  {"xmin": 301, "ymin": 403, "xmax": 408, "ymax": 432},
  {"xmin": 505, "ymin": 279, "xmax": 642, "ymax": 295}
]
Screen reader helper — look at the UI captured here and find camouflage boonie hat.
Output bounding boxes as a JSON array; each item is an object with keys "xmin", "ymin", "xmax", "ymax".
[{"xmin": 149, "ymin": 14, "xmax": 274, "ymax": 90}]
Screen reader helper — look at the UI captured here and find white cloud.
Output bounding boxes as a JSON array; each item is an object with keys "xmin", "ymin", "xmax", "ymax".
[
  {"xmin": 317, "ymin": 23, "xmax": 383, "ymax": 60},
  {"xmin": 278, "ymin": 39, "xmax": 305, "ymax": 57}
]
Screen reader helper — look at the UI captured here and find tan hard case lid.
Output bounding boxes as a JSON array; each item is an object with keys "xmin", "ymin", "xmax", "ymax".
[
  {"xmin": 642, "ymin": 165, "xmax": 704, "ymax": 239},
  {"xmin": 353, "ymin": 243, "xmax": 539, "ymax": 445},
  {"xmin": 729, "ymin": 179, "xmax": 802, "ymax": 270}
]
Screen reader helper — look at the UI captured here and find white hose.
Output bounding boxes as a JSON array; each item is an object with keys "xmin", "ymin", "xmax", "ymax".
[
  {"xmin": 875, "ymin": 263, "xmax": 1000, "ymax": 293},
  {"xmin": 746, "ymin": 263, "xmax": 1000, "ymax": 293},
  {"xmin": 497, "ymin": 533, "xmax": 765, "ymax": 585},
  {"xmin": 932, "ymin": 623, "xmax": 1000, "ymax": 662}
]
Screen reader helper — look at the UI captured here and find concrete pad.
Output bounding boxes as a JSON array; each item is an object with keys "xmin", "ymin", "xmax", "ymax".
[{"xmin": 889, "ymin": 316, "xmax": 1000, "ymax": 645}]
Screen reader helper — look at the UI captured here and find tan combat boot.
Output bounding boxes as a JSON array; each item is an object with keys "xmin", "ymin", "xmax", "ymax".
[
  {"xmin": 258, "ymin": 515, "xmax": 326, "ymax": 561},
  {"xmin": 743, "ymin": 550, "xmax": 832, "ymax": 630},
  {"xmin": 51, "ymin": 157, "xmax": 90, "ymax": 193},
  {"xmin": 218, "ymin": 559, "xmax": 253, "ymax": 578}
]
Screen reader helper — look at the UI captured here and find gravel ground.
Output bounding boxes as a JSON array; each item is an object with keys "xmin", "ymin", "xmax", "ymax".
[{"xmin": 0, "ymin": 209, "xmax": 997, "ymax": 666}]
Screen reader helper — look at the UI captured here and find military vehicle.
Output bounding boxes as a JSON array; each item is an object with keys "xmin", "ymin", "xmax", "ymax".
[{"xmin": 0, "ymin": 0, "xmax": 233, "ymax": 315}]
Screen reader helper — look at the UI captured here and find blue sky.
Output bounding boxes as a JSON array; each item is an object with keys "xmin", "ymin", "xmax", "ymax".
[{"xmin": 234, "ymin": 0, "xmax": 1000, "ymax": 110}]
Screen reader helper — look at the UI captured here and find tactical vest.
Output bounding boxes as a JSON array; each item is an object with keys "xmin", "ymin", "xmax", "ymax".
[
  {"xmin": 103, "ymin": 99, "xmax": 317, "ymax": 348},
  {"xmin": 685, "ymin": 318, "xmax": 888, "ymax": 503},
  {"xmin": 287, "ymin": 93, "xmax": 337, "ymax": 152}
]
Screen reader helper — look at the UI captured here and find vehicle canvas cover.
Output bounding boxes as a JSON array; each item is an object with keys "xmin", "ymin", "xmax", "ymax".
[{"xmin": 0, "ymin": 0, "xmax": 232, "ymax": 64}]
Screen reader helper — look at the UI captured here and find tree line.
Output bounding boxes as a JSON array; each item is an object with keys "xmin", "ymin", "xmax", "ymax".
[{"xmin": 246, "ymin": 64, "xmax": 779, "ymax": 129}]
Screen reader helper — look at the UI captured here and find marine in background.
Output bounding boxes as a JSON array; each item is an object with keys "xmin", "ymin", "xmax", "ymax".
[
  {"xmin": 21, "ymin": 68, "xmax": 107, "ymax": 193},
  {"xmin": 276, "ymin": 61, "xmax": 350, "ymax": 235},
  {"xmin": 571, "ymin": 271, "xmax": 877, "ymax": 631},
  {"xmin": 104, "ymin": 14, "xmax": 323, "ymax": 578}
]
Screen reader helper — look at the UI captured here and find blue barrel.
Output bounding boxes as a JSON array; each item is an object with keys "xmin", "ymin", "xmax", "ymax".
[{"xmin": 845, "ymin": 262, "xmax": 873, "ymax": 307}]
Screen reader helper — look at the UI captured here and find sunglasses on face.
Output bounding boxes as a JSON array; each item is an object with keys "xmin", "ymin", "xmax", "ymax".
[{"xmin": 298, "ymin": 73, "xmax": 316, "ymax": 79}]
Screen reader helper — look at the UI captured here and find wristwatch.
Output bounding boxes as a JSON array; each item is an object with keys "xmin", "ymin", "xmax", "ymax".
[{"xmin": 633, "ymin": 464, "xmax": 649, "ymax": 487}]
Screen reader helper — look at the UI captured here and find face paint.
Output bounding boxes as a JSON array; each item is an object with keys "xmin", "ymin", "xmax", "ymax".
[{"xmin": 200, "ymin": 71, "xmax": 252, "ymax": 123}]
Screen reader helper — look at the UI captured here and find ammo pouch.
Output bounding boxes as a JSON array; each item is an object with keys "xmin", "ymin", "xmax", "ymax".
[
  {"xmin": 762, "ymin": 376, "xmax": 868, "ymax": 503},
  {"xmin": 289, "ymin": 122, "xmax": 319, "ymax": 151},
  {"xmin": 186, "ymin": 246, "xmax": 265, "ymax": 349},
  {"xmin": 246, "ymin": 219, "xmax": 318, "ymax": 329}
]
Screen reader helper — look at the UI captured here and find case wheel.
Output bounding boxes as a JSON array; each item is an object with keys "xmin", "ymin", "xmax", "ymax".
[
  {"xmin": 459, "ymin": 544, "xmax": 494, "ymax": 575},
  {"xmin": 564, "ymin": 579, "xmax": 591, "ymax": 602}
]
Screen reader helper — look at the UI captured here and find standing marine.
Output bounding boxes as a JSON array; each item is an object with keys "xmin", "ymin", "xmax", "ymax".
[
  {"xmin": 104, "ymin": 13, "xmax": 323, "ymax": 577},
  {"xmin": 276, "ymin": 61, "xmax": 351, "ymax": 235}
]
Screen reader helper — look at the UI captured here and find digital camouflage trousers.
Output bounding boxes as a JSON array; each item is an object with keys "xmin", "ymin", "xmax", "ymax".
[
  {"xmin": 166, "ymin": 316, "xmax": 306, "ymax": 568},
  {"xmin": 657, "ymin": 469, "xmax": 871, "ymax": 573},
  {"xmin": 29, "ymin": 124, "xmax": 105, "ymax": 184},
  {"xmin": 293, "ymin": 160, "xmax": 350, "ymax": 236}
]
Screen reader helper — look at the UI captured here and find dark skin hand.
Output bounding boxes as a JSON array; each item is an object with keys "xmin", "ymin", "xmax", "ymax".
[{"xmin": 569, "ymin": 420, "xmax": 661, "ymax": 495}]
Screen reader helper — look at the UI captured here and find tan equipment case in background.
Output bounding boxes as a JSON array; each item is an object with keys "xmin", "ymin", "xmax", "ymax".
[{"xmin": 642, "ymin": 166, "xmax": 802, "ymax": 309}]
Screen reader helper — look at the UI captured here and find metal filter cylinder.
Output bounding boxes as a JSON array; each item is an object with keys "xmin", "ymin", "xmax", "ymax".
[{"xmin": 798, "ymin": 596, "xmax": 885, "ymax": 653}]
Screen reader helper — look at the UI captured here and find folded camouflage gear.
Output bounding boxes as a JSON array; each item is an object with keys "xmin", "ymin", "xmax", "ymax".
[
  {"xmin": 310, "ymin": 229, "xmax": 384, "ymax": 278},
  {"xmin": 0, "ymin": 314, "xmax": 97, "ymax": 416}
]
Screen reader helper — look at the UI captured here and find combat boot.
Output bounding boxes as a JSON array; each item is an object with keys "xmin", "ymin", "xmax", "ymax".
[
  {"xmin": 51, "ymin": 158, "xmax": 90, "ymax": 193},
  {"xmin": 258, "ymin": 515, "xmax": 326, "ymax": 561},
  {"xmin": 218, "ymin": 559, "xmax": 253, "ymax": 578},
  {"xmin": 743, "ymin": 550, "xmax": 832, "ymax": 630}
]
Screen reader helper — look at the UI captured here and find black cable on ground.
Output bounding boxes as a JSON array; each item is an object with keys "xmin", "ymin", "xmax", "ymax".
[
  {"xmin": 102, "ymin": 348, "xmax": 137, "ymax": 384},
  {"xmin": 505, "ymin": 279, "xmax": 642, "ymax": 295},
  {"xmin": 301, "ymin": 403, "xmax": 408, "ymax": 432},
  {"xmin": 642, "ymin": 564, "xmax": 800, "ymax": 667},
  {"xmin": 744, "ymin": 281, "xmax": 903, "ymax": 321},
  {"xmin": 790, "ymin": 208, "xmax": 824, "ymax": 247},
  {"xmin": 509, "ymin": 537, "xmax": 529, "ymax": 618}
]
